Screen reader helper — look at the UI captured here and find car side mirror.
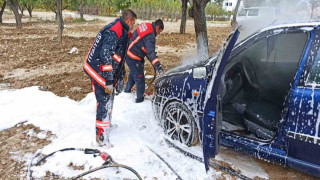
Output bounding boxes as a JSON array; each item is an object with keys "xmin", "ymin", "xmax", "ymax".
[{"xmin": 193, "ymin": 67, "xmax": 207, "ymax": 79}]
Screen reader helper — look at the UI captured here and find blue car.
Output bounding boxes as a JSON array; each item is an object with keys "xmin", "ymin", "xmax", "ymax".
[{"xmin": 152, "ymin": 22, "xmax": 320, "ymax": 177}]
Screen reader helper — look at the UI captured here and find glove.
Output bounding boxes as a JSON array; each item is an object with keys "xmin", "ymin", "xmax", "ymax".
[
  {"xmin": 158, "ymin": 68, "xmax": 164, "ymax": 76},
  {"xmin": 156, "ymin": 64, "xmax": 164, "ymax": 76},
  {"xmin": 105, "ymin": 85, "xmax": 114, "ymax": 94}
]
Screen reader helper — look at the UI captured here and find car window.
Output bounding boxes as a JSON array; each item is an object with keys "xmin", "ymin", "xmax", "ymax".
[
  {"xmin": 268, "ymin": 33, "xmax": 308, "ymax": 63},
  {"xmin": 230, "ymin": 32, "xmax": 307, "ymax": 106},
  {"xmin": 240, "ymin": 39, "xmax": 267, "ymax": 61},
  {"xmin": 248, "ymin": 9, "xmax": 259, "ymax": 16},
  {"xmin": 238, "ymin": 9, "xmax": 248, "ymax": 17},
  {"xmin": 306, "ymin": 45, "xmax": 320, "ymax": 84}
]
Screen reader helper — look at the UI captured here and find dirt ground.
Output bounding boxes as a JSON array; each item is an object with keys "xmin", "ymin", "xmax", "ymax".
[{"xmin": 0, "ymin": 10, "xmax": 317, "ymax": 179}]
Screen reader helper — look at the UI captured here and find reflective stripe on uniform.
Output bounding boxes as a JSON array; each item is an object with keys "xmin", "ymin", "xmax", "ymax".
[
  {"xmin": 127, "ymin": 50, "xmax": 141, "ymax": 60},
  {"xmin": 96, "ymin": 120, "xmax": 110, "ymax": 128},
  {"xmin": 83, "ymin": 61, "xmax": 106, "ymax": 89},
  {"xmin": 127, "ymin": 36, "xmax": 143, "ymax": 61},
  {"xmin": 151, "ymin": 58, "xmax": 159, "ymax": 65},
  {"xmin": 113, "ymin": 54, "xmax": 122, "ymax": 63},
  {"xmin": 101, "ymin": 65, "xmax": 113, "ymax": 71},
  {"xmin": 142, "ymin": 47, "xmax": 147, "ymax": 53},
  {"xmin": 128, "ymin": 36, "xmax": 141, "ymax": 50}
]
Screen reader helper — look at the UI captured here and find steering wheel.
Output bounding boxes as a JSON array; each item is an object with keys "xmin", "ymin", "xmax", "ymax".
[{"xmin": 241, "ymin": 57, "xmax": 259, "ymax": 90}]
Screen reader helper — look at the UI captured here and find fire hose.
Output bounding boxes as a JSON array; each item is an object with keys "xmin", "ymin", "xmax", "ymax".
[{"xmin": 27, "ymin": 148, "xmax": 142, "ymax": 180}]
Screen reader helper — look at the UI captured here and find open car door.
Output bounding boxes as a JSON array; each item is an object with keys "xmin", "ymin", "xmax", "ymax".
[{"xmin": 202, "ymin": 29, "xmax": 239, "ymax": 171}]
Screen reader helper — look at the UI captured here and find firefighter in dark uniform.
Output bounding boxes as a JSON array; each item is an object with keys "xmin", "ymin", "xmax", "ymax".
[
  {"xmin": 124, "ymin": 19, "xmax": 164, "ymax": 103},
  {"xmin": 83, "ymin": 10, "xmax": 136, "ymax": 147}
]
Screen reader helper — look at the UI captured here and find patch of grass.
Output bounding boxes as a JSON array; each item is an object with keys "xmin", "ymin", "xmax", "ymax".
[
  {"xmin": 73, "ymin": 17, "xmax": 86, "ymax": 23},
  {"xmin": 207, "ymin": 21, "xmax": 230, "ymax": 24},
  {"xmin": 72, "ymin": 17, "xmax": 99, "ymax": 23}
]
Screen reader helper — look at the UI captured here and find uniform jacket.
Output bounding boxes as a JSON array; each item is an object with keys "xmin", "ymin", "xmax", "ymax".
[
  {"xmin": 84, "ymin": 17, "xmax": 130, "ymax": 88},
  {"xmin": 126, "ymin": 22, "xmax": 162, "ymax": 71}
]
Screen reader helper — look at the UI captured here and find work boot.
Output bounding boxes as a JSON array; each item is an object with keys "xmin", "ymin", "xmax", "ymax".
[
  {"xmin": 96, "ymin": 128, "xmax": 113, "ymax": 148},
  {"xmin": 135, "ymin": 96, "xmax": 144, "ymax": 103}
]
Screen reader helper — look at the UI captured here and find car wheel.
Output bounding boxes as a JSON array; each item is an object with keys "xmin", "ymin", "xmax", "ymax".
[{"xmin": 162, "ymin": 101, "xmax": 198, "ymax": 146}]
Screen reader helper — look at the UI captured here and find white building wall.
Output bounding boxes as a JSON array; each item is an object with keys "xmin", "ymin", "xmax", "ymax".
[{"xmin": 221, "ymin": 0, "xmax": 244, "ymax": 12}]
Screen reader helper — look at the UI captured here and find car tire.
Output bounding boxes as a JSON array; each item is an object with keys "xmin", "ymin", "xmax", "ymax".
[{"xmin": 161, "ymin": 101, "xmax": 198, "ymax": 146}]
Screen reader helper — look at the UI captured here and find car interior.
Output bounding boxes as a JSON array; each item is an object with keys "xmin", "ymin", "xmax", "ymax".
[{"xmin": 220, "ymin": 32, "xmax": 309, "ymax": 141}]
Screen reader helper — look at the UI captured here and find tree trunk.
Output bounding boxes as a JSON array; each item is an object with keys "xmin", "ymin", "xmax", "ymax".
[
  {"xmin": 79, "ymin": 3, "xmax": 84, "ymax": 19},
  {"xmin": 180, "ymin": 0, "xmax": 188, "ymax": 34},
  {"xmin": 0, "ymin": 1, "xmax": 6, "ymax": 23},
  {"xmin": 57, "ymin": 0, "xmax": 63, "ymax": 43},
  {"xmin": 79, "ymin": 9, "xmax": 84, "ymax": 19},
  {"xmin": 80, "ymin": 11, "xmax": 83, "ymax": 19},
  {"xmin": 7, "ymin": 0, "xmax": 22, "ymax": 29},
  {"xmin": 27, "ymin": 5, "xmax": 33, "ymax": 17},
  {"xmin": 192, "ymin": 0, "xmax": 210, "ymax": 60},
  {"xmin": 231, "ymin": 0, "xmax": 241, "ymax": 29}
]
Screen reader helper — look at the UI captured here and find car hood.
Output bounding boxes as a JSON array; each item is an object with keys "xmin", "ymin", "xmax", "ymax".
[{"xmin": 160, "ymin": 54, "xmax": 219, "ymax": 77}]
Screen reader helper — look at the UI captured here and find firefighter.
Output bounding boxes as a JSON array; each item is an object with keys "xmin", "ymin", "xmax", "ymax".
[
  {"xmin": 83, "ymin": 10, "xmax": 137, "ymax": 147},
  {"xmin": 124, "ymin": 19, "xmax": 164, "ymax": 103}
]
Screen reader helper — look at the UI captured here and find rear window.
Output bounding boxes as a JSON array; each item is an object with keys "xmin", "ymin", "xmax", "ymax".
[
  {"xmin": 248, "ymin": 9, "xmax": 259, "ymax": 16},
  {"xmin": 238, "ymin": 9, "xmax": 248, "ymax": 17}
]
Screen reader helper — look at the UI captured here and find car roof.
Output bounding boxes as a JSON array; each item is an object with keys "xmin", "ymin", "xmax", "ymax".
[
  {"xmin": 259, "ymin": 21, "xmax": 320, "ymax": 32},
  {"xmin": 242, "ymin": 7, "xmax": 280, "ymax": 10},
  {"xmin": 235, "ymin": 21, "xmax": 320, "ymax": 47}
]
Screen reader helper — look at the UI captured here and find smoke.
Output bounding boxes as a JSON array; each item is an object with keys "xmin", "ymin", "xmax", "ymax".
[
  {"xmin": 179, "ymin": 35, "xmax": 211, "ymax": 68},
  {"xmin": 272, "ymin": 0, "xmax": 314, "ymax": 21},
  {"xmin": 238, "ymin": 0, "xmax": 319, "ymax": 41}
]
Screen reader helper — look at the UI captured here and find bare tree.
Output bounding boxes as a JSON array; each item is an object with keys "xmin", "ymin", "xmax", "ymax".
[
  {"xmin": 190, "ymin": 0, "xmax": 210, "ymax": 60},
  {"xmin": 7, "ymin": 0, "xmax": 22, "ymax": 29},
  {"xmin": 18, "ymin": 3, "xmax": 24, "ymax": 15},
  {"xmin": 57, "ymin": 0, "xmax": 63, "ymax": 43},
  {"xmin": 231, "ymin": 0, "xmax": 241, "ymax": 29},
  {"xmin": 0, "ymin": 0, "xmax": 6, "ymax": 23},
  {"xmin": 180, "ymin": 0, "xmax": 188, "ymax": 34}
]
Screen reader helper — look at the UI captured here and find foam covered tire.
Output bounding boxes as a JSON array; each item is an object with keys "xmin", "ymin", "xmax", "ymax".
[{"xmin": 161, "ymin": 101, "xmax": 198, "ymax": 146}]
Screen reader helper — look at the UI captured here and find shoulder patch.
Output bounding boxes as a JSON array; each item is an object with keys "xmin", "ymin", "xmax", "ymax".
[
  {"xmin": 137, "ymin": 23, "xmax": 154, "ymax": 38},
  {"xmin": 110, "ymin": 21, "xmax": 123, "ymax": 39}
]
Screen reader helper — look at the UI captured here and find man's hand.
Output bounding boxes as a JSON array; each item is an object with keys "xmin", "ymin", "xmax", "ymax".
[
  {"xmin": 105, "ymin": 85, "xmax": 114, "ymax": 94},
  {"xmin": 158, "ymin": 68, "xmax": 164, "ymax": 76}
]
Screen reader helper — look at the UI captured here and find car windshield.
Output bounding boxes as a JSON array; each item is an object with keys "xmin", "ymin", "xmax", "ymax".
[
  {"xmin": 238, "ymin": 9, "xmax": 248, "ymax": 16},
  {"xmin": 248, "ymin": 9, "xmax": 259, "ymax": 16},
  {"xmin": 203, "ymin": 30, "xmax": 237, "ymax": 66}
]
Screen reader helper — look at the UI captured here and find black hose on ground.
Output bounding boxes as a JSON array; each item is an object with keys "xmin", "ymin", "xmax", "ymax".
[
  {"xmin": 72, "ymin": 164, "xmax": 142, "ymax": 179},
  {"xmin": 28, "ymin": 148, "xmax": 142, "ymax": 180}
]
